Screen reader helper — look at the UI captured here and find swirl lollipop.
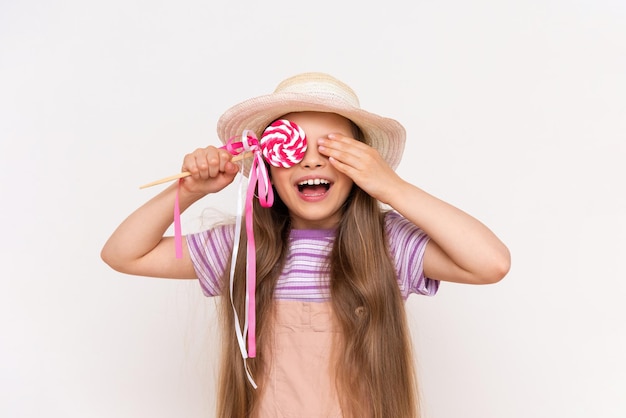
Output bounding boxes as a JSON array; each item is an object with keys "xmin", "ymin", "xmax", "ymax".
[{"xmin": 261, "ymin": 119, "xmax": 307, "ymax": 167}]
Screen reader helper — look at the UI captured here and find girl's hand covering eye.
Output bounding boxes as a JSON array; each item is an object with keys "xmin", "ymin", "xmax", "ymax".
[
  {"xmin": 318, "ymin": 134, "xmax": 402, "ymax": 204},
  {"xmin": 261, "ymin": 119, "xmax": 307, "ymax": 167}
]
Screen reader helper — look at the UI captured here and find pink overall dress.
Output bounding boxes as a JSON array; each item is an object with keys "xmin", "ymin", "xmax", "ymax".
[{"xmin": 254, "ymin": 301, "xmax": 343, "ymax": 418}]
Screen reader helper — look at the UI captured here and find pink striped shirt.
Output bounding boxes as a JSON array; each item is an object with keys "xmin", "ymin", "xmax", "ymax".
[{"xmin": 186, "ymin": 211, "xmax": 438, "ymax": 301}]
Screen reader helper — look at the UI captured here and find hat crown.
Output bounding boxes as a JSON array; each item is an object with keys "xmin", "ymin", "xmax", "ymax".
[{"xmin": 274, "ymin": 72, "xmax": 361, "ymax": 108}]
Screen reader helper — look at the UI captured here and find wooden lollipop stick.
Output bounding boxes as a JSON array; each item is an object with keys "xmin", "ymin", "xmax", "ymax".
[
  {"xmin": 139, "ymin": 172, "xmax": 192, "ymax": 189},
  {"xmin": 139, "ymin": 151, "xmax": 253, "ymax": 189}
]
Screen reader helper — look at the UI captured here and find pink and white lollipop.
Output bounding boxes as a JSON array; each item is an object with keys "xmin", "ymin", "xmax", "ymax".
[{"xmin": 261, "ymin": 119, "xmax": 307, "ymax": 168}]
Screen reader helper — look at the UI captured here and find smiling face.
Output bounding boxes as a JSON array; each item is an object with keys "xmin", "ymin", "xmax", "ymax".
[{"xmin": 269, "ymin": 111, "xmax": 355, "ymax": 229}]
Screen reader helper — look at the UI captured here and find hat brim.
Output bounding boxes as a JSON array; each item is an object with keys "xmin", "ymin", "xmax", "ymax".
[{"xmin": 217, "ymin": 92, "xmax": 406, "ymax": 175}]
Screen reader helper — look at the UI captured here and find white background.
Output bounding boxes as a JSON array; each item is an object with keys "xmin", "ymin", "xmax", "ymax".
[{"xmin": 1, "ymin": 0, "xmax": 624, "ymax": 417}]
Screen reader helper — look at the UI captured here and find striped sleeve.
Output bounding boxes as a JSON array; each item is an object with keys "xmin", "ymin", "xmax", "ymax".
[
  {"xmin": 385, "ymin": 211, "xmax": 439, "ymax": 298},
  {"xmin": 185, "ymin": 223, "xmax": 235, "ymax": 297}
]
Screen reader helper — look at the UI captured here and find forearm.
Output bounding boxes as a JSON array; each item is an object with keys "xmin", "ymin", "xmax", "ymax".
[
  {"xmin": 386, "ymin": 180, "xmax": 510, "ymax": 284},
  {"xmin": 101, "ymin": 146, "xmax": 240, "ymax": 278},
  {"xmin": 100, "ymin": 183, "xmax": 199, "ymax": 272},
  {"xmin": 316, "ymin": 133, "xmax": 510, "ymax": 284}
]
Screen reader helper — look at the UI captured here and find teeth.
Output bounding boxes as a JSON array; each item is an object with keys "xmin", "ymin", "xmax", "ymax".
[{"xmin": 298, "ymin": 179, "xmax": 330, "ymax": 186}]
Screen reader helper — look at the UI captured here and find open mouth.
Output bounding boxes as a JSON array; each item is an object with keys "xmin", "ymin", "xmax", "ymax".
[{"xmin": 297, "ymin": 178, "xmax": 332, "ymax": 196}]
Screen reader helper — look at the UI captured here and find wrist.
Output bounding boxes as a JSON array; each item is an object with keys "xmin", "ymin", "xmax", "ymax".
[
  {"xmin": 378, "ymin": 178, "xmax": 409, "ymax": 206},
  {"xmin": 177, "ymin": 188, "xmax": 206, "ymax": 209},
  {"xmin": 162, "ymin": 182, "xmax": 204, "ymax": 211}
]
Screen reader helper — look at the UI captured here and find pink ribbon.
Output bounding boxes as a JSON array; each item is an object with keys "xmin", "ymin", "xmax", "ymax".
[
  {"xmin": 172, "ymin": 120, "xmax": 305, "ymax": 386},
  {"xmin": 173, "ymin": 131, "xmax": 272, "ymax": 372},
  {"xmin": 174, "ymin": 179, "xmax": 183, "ymax": 259},
  {"xmin": 226, "ymin": 131, "xmax": 273, "ymax": 360}
]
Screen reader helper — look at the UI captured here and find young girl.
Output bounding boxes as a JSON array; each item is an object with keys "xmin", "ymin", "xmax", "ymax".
[{"xmin": 101, "ymin": 72, "xmax": 510, "ymax": 418}]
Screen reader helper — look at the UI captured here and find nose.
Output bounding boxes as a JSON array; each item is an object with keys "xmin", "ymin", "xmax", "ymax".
[{"xmin": 300, "ymin": 139, "xmax": 326, "ymax": 168}]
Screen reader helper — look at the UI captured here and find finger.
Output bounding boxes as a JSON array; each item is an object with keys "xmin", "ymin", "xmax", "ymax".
[
  {"xmin": 206, "ymin": 149, "xmax": 232, "ymax": 178},
  {"xmin": 182, "ymin": 149, "xmax": 202, "ymax": 177},
  {"xmin": 217, "ymin": 149, "xmax": 236, "ymax": 173},
  {"xmin": 327, "ymin": 154, "xmax": 355, "ymax": 177},
  {"xmin": 326, "ymin": 133, "xmax": 370, "ymax": 150},
  {"xmin": 318, "ymin": 136, "xmax": 367, "ymax": 167},
  {"xmin": 192, "ymin": 151, "xmax": 211, "ymax": 180}
]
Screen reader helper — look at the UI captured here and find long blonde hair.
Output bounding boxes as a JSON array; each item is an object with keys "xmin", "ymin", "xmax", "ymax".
[{"xmin": 215, "ymin": 127, "xmax": 419, "ymax": 418}]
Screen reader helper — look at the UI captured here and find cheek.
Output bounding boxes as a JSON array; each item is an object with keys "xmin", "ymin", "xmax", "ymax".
[{"xmin": 269, "ymin": 167, "xmax": 292, "ymax": 198}]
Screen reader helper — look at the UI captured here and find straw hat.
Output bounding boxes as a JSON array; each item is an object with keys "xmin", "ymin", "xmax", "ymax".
[{"xmin": 217, "ymin": 72, "xmax": 406, "ymax": 172}]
